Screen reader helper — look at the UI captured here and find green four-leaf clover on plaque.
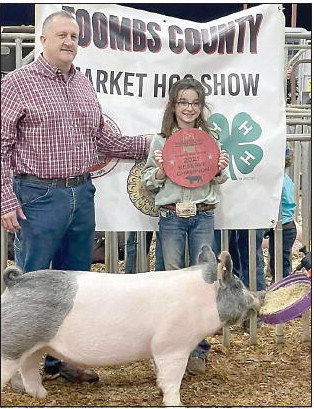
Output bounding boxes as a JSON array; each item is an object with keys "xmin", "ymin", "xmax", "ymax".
[{"xmin": 208, "ymin": 112, "xmax": 263, "ymax": 180}]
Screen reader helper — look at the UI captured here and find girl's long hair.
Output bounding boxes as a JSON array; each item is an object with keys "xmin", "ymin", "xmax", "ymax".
[{"xmin": 160, "ymin": 78, "xmax": 212, "ymax": 138}]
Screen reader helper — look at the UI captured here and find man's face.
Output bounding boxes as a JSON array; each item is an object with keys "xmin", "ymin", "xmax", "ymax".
[{"xmin": 40, "ymin": 16, "xmax": 79, "ymax": 69}]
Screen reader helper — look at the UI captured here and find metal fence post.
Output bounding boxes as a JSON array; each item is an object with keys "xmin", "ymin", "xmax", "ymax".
[
  {"xmin": 105, "ymin": 232, "xmax": 119, "ymax": 273},
  {"xmin": 300, "ymin": 140, "xmax": 311, "ymax": 342},
  {"xmin": 248, "ymin": 230, "xmax": 258, "ymax": 345},
  {"xmin": 221, "ymin": 229, "xmax": 231, "ymax": 347},
  {"xmin": 15, "ymin": 37, "xmax": 22, "ymax": 69},
  {"xmin": 274, "ymin": 213, "xmax": 284, "ymax": 344},
  {"xmin": 135, "ymin": 232, "xmax": 148, "ymax": 273},
  {"xmin": 1, "ymin": 228, "xmax": 8, "ymax": 293}
]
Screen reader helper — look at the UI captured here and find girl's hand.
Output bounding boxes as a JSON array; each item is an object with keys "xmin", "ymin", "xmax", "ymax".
[
  {"xmin": 218, "ymin": 150, "xmax": 229, "ymax": 171},
  {"xmin": 154, "ymin": 150, "xmax": 166, "ymax": 179},
  {"xmin": 154, "ymin": 150, "xmax": 164, "ymax": 170}
]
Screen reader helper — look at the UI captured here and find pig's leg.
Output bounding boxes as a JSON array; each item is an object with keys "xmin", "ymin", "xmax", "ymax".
[
  {"xmin": 154, "ymin": 354, "xmax": 188, "ymax": 406},
  {"xmin": 1, "ymin": 358, "xmax": 20, "ymax": 390},
  {"xmin": 20, "ymin": 349, "xmax": 47, "ymax": 399}
]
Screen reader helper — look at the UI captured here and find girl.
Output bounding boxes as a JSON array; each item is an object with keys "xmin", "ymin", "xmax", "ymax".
[
  {"xmin": 267, "ymin": 144, "xmax": 297, "ymax": 282},
  {"xmin": 142, "ymin": 77, "xmax": 229, "ymax": 375}
]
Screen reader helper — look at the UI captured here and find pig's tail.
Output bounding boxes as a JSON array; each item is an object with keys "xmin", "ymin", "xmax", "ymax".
[{"xmin": 3, "ymin": 266, "xmax": 24, "ymax": 287}]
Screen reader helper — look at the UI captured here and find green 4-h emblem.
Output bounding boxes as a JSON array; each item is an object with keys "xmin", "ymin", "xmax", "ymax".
[{"xmin": 208, "ymin": 112, "xmax": 263, "ymax": 180}]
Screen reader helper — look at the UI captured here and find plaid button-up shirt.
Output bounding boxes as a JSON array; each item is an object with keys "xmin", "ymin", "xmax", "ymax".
[{"xmin": 1, "ymin": 55, "xmax": 147, "ymax": 215}]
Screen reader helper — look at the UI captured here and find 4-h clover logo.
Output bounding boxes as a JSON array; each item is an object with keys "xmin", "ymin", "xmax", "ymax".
[{"xmin": 208, "ymin": 112, "xmax": 263, "ymax": 180}]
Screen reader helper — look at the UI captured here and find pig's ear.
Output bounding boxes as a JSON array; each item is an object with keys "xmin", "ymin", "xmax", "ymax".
[
  {"xmin": 198, "ymin": 245, "xmax": 217, "ymax": 282},
  {"xmin": 198, "ymin": 245, "xmax": 216, "ymax": 264},
  {"xmin": 217, "ymin": 251, "xmax": 233, "ymax": 281}
]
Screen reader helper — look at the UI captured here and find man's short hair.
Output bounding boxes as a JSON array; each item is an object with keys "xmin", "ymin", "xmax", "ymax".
[{"xmin": 42, "ymin": 11, "xmax": 77, "ymax": 35}]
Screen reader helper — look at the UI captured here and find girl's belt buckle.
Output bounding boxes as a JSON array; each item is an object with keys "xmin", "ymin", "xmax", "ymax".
[{"xmin": 176, "ymin": 202, "xmax": 197, "ymax": 217}]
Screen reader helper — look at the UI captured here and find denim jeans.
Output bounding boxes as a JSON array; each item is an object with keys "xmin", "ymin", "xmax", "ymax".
[
  {"xmin": 159, "ymin": 209, "xmax": 215, "ymax": 270},
  {"xmin": 229, "ymin": 229, "xmax": 266, "ymax": 291},
  {"xmin": 158, "ymin": 208, "xmax": 215, "ymax": 359},
  {"xmin": 268, "ymin": 222, "xmax": 297, "ymax": 278},
  {"xmin": 154, "ymin": 231, "xmax": 165, "ymax": 271},
  {"xmin": 13, "ymin": 175, "xmax": 96, "ymax": 372},
  {"xmin": 13, "ymin": 175, "xmax": 96, "ymax": 272},
  {"xmin": 125, "ymin": 231, "xmax": 164, "ymax": 273},
  {"xmin": 125, "ymin": 231, "xmax": 161, "ymax": 273}
]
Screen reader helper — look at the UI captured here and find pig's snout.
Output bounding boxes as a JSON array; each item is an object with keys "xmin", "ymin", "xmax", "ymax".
[
  {"xmin": 257, "ymin": 290, "xmax": 266, "ymax": 304},
  {"xmin": 250, "ymin": 290, "xmax": 266, "ymax": 314}
]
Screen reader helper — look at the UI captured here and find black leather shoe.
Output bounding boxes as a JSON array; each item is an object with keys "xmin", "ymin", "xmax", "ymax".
[
  {"xmin": 59, "ymin": 362, "xmax": 99, "ymax": 383},
  {"xmin": 186, "ymin": 356, "xmax": 206, "ymax": 375}
]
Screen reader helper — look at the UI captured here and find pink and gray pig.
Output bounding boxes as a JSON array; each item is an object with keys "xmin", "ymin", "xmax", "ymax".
[{"xmin": 1, "ymin": 248, "xmax": 264, "ymax": 406}]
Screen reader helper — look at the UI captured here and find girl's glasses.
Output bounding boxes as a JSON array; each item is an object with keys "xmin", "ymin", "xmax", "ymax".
[{"xmin": 176, "ymin": 100, "xmax": 201, "ymax": 109}]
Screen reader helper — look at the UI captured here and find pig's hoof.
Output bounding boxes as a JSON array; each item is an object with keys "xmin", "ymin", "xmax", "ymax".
[
  {"xmin": 163, "ymin": 401, "xmax": 183, "ymax": 407},
  {"xmin": 26, "ymin": 385, "xmax": 48, "ymax": 400},
  {"xmin": 10, "ymin": 372, "xmax": 25, "ymax": 394}
]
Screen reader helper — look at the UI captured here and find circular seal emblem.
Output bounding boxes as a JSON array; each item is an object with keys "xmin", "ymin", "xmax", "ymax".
[
  {"xmin": 88, "ymin": 114, "xmax": 121, "ymax": 178},
  {"xmin": 127, "ymin": 160, "xmax": 159, "ymax": 217},
  {"xmin": 162, "ymin": 128, "xmax": 220, "ymax": 188}
]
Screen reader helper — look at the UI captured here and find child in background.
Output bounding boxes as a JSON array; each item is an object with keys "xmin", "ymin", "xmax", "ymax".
[
  {"xmin": 142, "ymin": 78, "xmax": 229, "ymax": 375},
  {"xmin": 266, "ymin": 144, "xmax": 297, "ymax": 282}
]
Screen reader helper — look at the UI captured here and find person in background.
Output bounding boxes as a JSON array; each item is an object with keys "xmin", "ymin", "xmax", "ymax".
[
  {"xmin": 229, "ymin": 229, "xmax": 266, "ymax": 332},
  {"xmin": 265, "ymin": 144, "xmax": 297, "ymax": 282},
  {"xmin": 1, "ymin": 11, "xmax": 150, "ymax": 389},
  {"xmin": 125, "ymin": 231, "xmax": 152, "ymax": 273},
  {"xmin": 228, "ymin": 229, "xmax": 266, "ymax": 291},
  {"xmin": 142, "ymin": 78, "xmax": 229, "ymax": 375},
  {"xmin": 213, "ymin": 229, "xmax": 266, "ymax": 291},
  {"xmin": 125, "ymin": 231, "xmax": 165, "ymax": 273}
]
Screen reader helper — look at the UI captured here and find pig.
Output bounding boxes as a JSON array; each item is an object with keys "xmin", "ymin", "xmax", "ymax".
[
  {"xmin": 185, "ymin": 175, "xmax": 203, "ymax": 184},
  {"xmin": 1, "ymin": 248, "xmax": 263, "ymax": 406}
]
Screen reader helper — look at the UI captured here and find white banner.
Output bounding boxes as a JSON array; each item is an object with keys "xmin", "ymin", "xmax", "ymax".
[{"xmin": 35, "ymin": 4, "xmax": 286, "ymax": 230}]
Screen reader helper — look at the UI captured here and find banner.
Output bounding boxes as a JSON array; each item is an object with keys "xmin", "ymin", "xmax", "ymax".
[{"xmin": 35, "ymin": 4, "xmax": 287, "ymax": 230}]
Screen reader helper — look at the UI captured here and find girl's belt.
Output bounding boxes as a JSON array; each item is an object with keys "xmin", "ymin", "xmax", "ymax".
[{"xmin": 161, "ymin": 203, "xmax": 216, "ymax": 212}]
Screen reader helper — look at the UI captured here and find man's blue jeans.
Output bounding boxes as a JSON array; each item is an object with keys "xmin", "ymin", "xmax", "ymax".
[
  {"xmin": 158, "ymin": 208, "xmax": 215, "ymax": 359},
  {"xmin": 13, "ymin": 175, "xmax": 96, "ymax": 373},
  {"xmin": 13, "ymin": 175, "xmax": 96, "ymax": 272}
]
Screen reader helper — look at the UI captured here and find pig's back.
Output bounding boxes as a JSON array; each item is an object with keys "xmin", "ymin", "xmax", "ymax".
[
  {"xmin": 70, "ymin": 268, "xmax": 201, "ymax": 322},
  {"xmin": 49, "ymin": 268, "xmax": 218, "ymax": 366}
]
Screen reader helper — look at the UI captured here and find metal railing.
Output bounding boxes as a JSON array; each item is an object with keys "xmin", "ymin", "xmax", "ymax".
[{"xmin": 1, "ymin": 31, "xmax": 35, "ymax": 70}]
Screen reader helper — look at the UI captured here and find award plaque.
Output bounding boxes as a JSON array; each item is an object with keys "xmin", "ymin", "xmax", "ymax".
[{"xmin": 162, "ymin": 128, "xmax": 220, "ymax": 188}]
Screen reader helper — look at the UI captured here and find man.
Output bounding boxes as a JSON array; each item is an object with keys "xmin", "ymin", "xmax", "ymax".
[{"xmin": 1, "ymin": 10, "xmax": 150, "ymax": 389}]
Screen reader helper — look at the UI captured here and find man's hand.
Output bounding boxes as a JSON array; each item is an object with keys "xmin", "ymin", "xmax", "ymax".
[{"xmin": 1, "ymin": 208, "xmax": 26, "ymax": 233}]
